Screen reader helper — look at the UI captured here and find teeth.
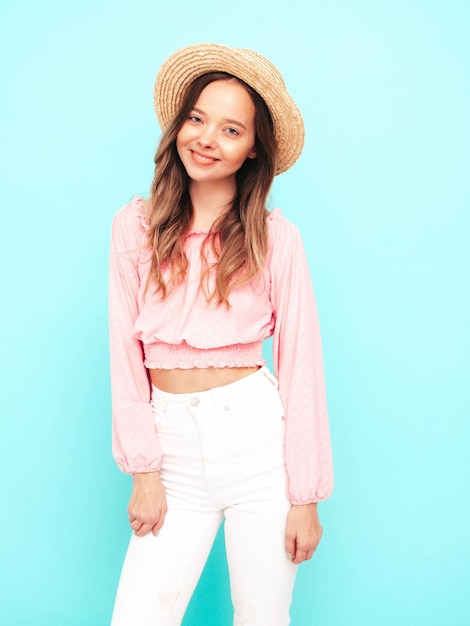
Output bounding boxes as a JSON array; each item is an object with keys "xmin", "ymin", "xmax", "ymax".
[{"xmin": 193, "ymin": 152, "xmax": 216, "ymax": 163}]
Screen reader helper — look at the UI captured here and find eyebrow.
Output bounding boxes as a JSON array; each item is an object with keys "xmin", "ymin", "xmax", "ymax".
[{"xmin": 192, "ymin": 107, "xmax": 247, "ymax": 131}]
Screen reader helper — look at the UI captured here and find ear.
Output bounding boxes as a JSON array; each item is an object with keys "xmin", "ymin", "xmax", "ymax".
[{"xmin": 247, "ymin": 147, "xmax": 257, "ymax": 159}]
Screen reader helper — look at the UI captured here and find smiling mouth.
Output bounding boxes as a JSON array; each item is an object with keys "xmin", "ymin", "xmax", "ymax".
[{"xmin": 190, "ymin": 150, "xmax": 219, "ymax": 164}]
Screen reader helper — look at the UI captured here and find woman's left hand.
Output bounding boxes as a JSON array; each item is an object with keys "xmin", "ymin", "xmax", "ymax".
[{"xmin": 285, "ymin": 503, "xmax": 323, "ymax": 565}]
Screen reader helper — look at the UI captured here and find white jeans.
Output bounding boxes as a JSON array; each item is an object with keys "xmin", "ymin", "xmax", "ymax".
[{"xmin": 111, "ymin": 367, "xmax": 297, "ymax": 626}]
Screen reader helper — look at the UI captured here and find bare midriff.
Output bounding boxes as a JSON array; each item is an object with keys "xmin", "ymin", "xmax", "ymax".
[{"xmin": 149, "ymin": 366, "xmax": 260, "ymax": 394}]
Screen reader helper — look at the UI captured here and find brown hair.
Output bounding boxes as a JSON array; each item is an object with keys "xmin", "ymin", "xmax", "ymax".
[{"xmin": 146, "ymin": 72, "xmax": 278, "ymax": 305}]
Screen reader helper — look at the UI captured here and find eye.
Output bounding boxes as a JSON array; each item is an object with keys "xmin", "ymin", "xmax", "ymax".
[
  {"xmin": 188, "ymin": 115, "xmax": 202, "ymax": 123},
  {"xmin": 225, "ymin": 127, "xmax": 239, "ymax": 136}
]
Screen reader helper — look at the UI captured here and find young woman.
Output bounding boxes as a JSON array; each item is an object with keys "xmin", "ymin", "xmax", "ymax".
[{"xmin": 109, "ymin": 43, "xmax": 333, "ymax": 625}]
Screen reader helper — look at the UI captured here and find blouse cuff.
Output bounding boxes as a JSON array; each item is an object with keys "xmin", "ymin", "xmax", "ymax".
[
  {"xmin": 112, "ymin": 401, "xmax": 163, "ymax": 474},
  {"xmin": 287, "ymin": 482, "xmax": 333, "ymax": 505}
]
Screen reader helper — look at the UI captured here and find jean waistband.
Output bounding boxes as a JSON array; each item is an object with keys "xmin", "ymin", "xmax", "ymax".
[{"xmin": 151, "ymin": 365, "xmax": 278, "ymax": 406}]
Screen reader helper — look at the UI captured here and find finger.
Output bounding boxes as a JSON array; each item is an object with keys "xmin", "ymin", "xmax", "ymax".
[
  {"xmin": 130, "ymin": 513, "xmax": 159, "ymax": 526},
  {"xmin": 292, "ymin": 549, "xmax": 302, "ymax": 564},
  {"xmin": 294, "ymin": 539, "xmax": 320, "ymax": 563},
  {"xmin": 285, "ymin": 534, "xmax": 296, "ymax": 561},
  {"xmin": 152, "ymin": 514, "xmax": 166, "ymax": 535},
  {"xmin": 134, "ymin": 523, "xmax": 154, "ymax": 537},
  {"xmin": 293, "ymin": 539, "xmax": 312, "ymax": 564},
  {"xmin": 130, "ymin": 519, "xmax": 143, "ymax": 532},
  {"xmin": 292, "ymin": 549, "xmax": 308, "ymax": 564}
]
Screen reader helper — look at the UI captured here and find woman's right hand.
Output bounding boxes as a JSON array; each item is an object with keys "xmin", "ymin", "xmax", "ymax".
[{"xmin": 128, "ymin": 472, "xmax": 167, "ymax": 537}]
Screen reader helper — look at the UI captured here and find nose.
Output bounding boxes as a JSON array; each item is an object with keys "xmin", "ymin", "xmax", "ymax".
[{"xmin": 197, "ymin": 125, "xmax": 216, "ymax": 148}]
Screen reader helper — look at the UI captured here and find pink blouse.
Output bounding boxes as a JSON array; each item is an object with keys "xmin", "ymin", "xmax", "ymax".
[{"xmin": 109, "ymin": 196, "xmax": 333, "ymax": 504}]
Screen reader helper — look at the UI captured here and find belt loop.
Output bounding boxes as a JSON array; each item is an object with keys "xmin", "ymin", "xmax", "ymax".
[{"xmin": 261, "ymin": 366, "xmax": 279, "ymax": 388}]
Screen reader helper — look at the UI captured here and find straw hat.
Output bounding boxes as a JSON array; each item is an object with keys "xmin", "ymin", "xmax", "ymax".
[{"xmin": 154, "ymin": 43, "xmax": 305, "ymax": 175}]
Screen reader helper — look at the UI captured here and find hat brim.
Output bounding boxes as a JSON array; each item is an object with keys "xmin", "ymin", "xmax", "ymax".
[{"xmin": 154, "ymin": 43, "xmax": 305, "ymax": 175}]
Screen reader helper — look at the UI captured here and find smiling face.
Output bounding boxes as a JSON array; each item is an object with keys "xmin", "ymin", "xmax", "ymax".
[{"xmin": 176, "ymin": 79, "xmax": 257, "ymax": 191}]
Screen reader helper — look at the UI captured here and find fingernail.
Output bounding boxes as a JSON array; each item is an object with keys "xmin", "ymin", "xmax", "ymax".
[{"xmin": 287, "ymin": 553, "xmax": 292, "ymax": 560}]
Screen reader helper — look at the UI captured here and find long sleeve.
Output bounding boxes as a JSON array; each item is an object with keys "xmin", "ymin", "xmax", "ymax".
[
  {"xmin": 108, "ymin": 204, "xmax": 163, "ymax": 473},
  {"xmin": 269, "ymin": 213, "xmax": 333, "ymax": 504}
]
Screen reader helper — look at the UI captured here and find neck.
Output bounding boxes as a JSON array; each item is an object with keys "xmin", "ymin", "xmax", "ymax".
[{"xmin": 188, "ymin": 179, "xmax": 236, "ymax": 231}]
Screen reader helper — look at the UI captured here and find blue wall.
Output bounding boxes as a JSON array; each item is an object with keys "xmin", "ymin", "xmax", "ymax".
[{"xmin": 1, "ymin": 1, "xmax": 468, "ymax": 624}]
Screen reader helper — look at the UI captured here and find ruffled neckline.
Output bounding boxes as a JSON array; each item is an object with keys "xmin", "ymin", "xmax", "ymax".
[
  {"xmin": 132, "ymin": 194, "xmax": 282, "ymax": 233},
  {"xmin": 133, "ymin": 195, "xmax": 150, "ymax": 232},
  {"xmin": 133, "ymin": 195, "xmax": 208, "ymax": 236}
]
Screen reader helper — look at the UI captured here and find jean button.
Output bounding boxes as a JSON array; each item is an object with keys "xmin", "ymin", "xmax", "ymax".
[{"xmin": 190, "ymin": 397, "xmax": 200, "ymax": 407}]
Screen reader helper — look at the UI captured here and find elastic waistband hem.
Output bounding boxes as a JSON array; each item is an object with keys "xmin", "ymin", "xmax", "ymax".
[{"xmin": 144, "ymin": 341, "xmax": 265, "ymax": 370}]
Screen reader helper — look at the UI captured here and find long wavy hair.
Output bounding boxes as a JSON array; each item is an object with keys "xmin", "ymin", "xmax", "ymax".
[{"xmin": 146, "ymin": 72, "xmax": 278, "ymax": 306}]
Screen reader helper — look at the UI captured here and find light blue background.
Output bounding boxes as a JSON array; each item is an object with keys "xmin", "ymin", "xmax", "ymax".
[{"xmin": 1, "ymin": 1, "xmax": 468, "ymax": 624}]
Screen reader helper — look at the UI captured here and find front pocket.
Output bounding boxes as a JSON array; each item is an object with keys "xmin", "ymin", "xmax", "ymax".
[{"xmin": 151, "ymin": 401, "xmax": 169, "ymax": 429}]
